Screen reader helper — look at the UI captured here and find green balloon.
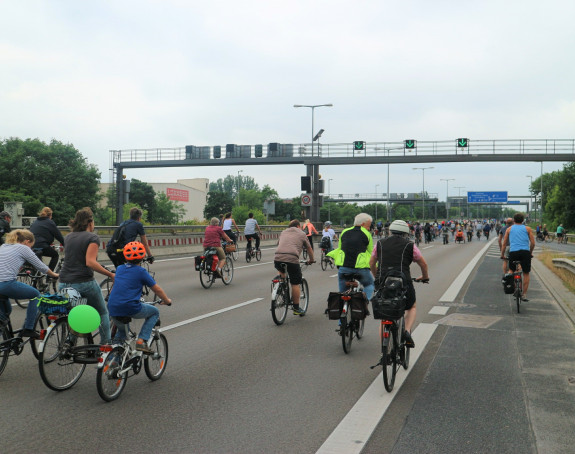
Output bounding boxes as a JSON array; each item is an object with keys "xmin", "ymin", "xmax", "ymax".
[{"xmin": 68, "ymin": 305, "xmax": 100, "ymax": 334}]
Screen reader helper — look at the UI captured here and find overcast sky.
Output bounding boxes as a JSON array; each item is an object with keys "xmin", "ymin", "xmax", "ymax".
[{"xmin": 1, "ymin": 1, "xmax": 574, "ymax": 208}]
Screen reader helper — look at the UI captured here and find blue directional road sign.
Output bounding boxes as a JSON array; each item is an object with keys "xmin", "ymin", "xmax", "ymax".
[
  {"xmin": 467, "ymin": 191, "xmax": 508, "ymax": 203},
  {"xmin": 507, "ymin": 201, "xmax": 521, "ymax": 204}
]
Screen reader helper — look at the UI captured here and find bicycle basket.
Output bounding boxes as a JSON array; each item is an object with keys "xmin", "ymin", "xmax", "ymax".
[
  {"xmin": 225, "ymin": 243, "xmax": 236, "ymax": 253},
  {"xmin": 35, "ymin": 295, "xmax": 72, "ymax": 315}
]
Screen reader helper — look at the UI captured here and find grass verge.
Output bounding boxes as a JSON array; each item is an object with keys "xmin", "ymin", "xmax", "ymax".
[{"xmin": 537, "ymin": 251, "xmax": 575, "ymax": 293}]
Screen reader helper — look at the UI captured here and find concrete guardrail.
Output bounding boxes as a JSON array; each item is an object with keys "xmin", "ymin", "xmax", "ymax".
[{"xmin": 552, "ymin": 258, "xmax": 575, "ymax": 275}]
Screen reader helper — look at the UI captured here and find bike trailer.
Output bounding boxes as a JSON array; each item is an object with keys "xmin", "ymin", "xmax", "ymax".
[
  {"xmin": 326, "ymin": 292, "xmax": 343, "ymax": 320},
  {"xmin": 502, "ymin": 274, "xmax": 515, "ymax": 294}
]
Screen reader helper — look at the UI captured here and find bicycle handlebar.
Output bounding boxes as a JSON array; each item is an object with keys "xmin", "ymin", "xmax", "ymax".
[{"xmin": 412, "ymin": 277, "xmax": 430, "ymax": 283}]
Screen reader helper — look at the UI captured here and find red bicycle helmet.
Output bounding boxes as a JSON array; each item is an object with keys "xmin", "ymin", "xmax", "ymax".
[{"xmin": 123, "ymin": 241, "xmax": 146, "ymax": 261}]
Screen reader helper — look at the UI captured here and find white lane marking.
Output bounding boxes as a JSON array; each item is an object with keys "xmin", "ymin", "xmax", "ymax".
[
  {"xmin": 316, "ymin": 323, "xmax": 438, "ymax": 454},
  {"xmin": 160, "ymin": 298, "xmax": 264, "ymax": 332},
  {"xmin": 438, "ymin": 238, "xmax": 496, "ymax": 303},
  {"xmin": 429, "ymin": 305, "xmax": 450, "ymax": 315}
]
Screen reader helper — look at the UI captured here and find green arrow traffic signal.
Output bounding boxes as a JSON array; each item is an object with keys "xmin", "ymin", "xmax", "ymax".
[
  {"xmin": 457, "ymin": 138, "xmax": 468, "ymax": 147},
  {"xmin": 353, "ymin": 141, "xmax": 365, "ymax": 150},
  {"xmin": 404, "ymin": 140, "xmax": 416, "ymax": 149}
]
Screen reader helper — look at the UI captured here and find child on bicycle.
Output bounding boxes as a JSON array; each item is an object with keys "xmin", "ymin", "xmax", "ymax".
[{"xmin": 107, "ymin": 241, "xmax": 172, "ymax": 352}]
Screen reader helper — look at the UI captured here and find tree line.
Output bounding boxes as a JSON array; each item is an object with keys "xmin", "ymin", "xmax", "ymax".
[{"xmin": 2, "ymin": 137, "xmax": 573, "ymax": 229}]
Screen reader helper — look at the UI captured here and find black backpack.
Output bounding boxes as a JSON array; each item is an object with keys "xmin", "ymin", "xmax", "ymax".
[
  {"xmin": 372, "ymin": 269, "xmax": 408, "ymax": 320},
  {"xmin": 106, "ymin": 221, "xmax": 128, "ymax": 254},
  {"xmin": 320, "ymin": 236, "xmax": 331, "ymax": 250}
]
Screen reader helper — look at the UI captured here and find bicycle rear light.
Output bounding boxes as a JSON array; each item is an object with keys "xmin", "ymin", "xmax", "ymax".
[
  {"xmin": 341, "ymin": 295, "xmax": 351, "ymax": 301},
  {"xmin": 39, "ymin": 330, "xmax": 46, "ymax": 340},
  {"xmin": 100, "ymin": 345, "xmax": 113, "ymax": 353}
]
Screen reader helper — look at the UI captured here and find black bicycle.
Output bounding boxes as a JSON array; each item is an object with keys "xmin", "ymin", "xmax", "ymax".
[
  {"xmin": 271, "ymin": 261, "xmax": 311, "ymax": 325},
  {"xmin": 14, "ymin": 246, "xmax": 63, "ymax": 308},
  {"xmin": 245, "ymin": 245, "xmax": 262, "ymax": 263},
  {"xmin": 511, "ymin": 260, "xmax": 523, "ymax": 313},
  {"xmin": 338, "ymin": 273, "xmax": 367, "ymax": 354},
  {"xmin": 0, "ymin": 311, "xmax": 40, "ymax": 377},
  {"xmin": 196, "ymin": 247, "xmax": 233, "ymax": 289},
  {"xmin": 371, "ymin": 278, "xmax": 428, "ymax": 392}
]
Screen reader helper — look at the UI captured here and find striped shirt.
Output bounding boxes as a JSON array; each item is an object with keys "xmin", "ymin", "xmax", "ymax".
[{"xmin": 0, "ymin": 243, "xmax": 50, "ymax": 282}]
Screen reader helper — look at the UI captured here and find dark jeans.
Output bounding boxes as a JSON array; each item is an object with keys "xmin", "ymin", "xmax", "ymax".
[
  {"xmin": 245, "ymin": 233, "xmax": 260, "ymax": 250},
  {"xmin": 107, "ymin": 251, "xmax": 126, "ymax": 269},
  {"xmin": 39, "ymin": 245, "xmax": 59, "ymax": 271}
]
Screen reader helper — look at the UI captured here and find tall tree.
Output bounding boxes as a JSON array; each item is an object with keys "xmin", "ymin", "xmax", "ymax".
[{"xmin": 0, "ymin": 138, "xmax": 101, "ymax": 224}]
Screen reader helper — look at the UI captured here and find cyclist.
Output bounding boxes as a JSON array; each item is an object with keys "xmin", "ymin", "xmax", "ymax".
[
  {"xmin": 29, "ymin": 207, "xmax": 65, "ymax": 271},
  {"xmin": 500, "ymin": 213, "xmax": 535, "ymax": 302},
  {"xmin": 58, "ymin": 208, "xmax": 115, "ymax": 343},
  {"xmin": 556, "ymin": 224, "xmax": 565, "ymax": 243},
  {"xmin": 466, "ymin": 223, "xmax": 473, "ymax": 242},
  {"xmin": 321, "ymin": 221, "xmax": 337, "ymax": 252},
  {"xmin": 222, "ymin": 212, "xmax": 240, "ymax": 246},
  {"xmin": 244, "ymin": 212, "xmax": 262, "ymax": 251},
  {"xmin": 369, "ymin": 220, "xmax": 429, "ymax": 348},
  {"xmin": 423, "ymin": 222, "xmax": 432, "ymax": 243},
  {"xmin": 327, "ymin": 213, "xmax": 375, "ymax": 301},
  {"xmin": 302, "ymin": 219, "xmax": 319, "ymax": 251},
  {"xmin": 273, "ymin": 219, "xmax": 314, "ymax": 315},
  {"xmin": 498, "ymin": 218, "xmax": 513, "ymax": 275},
  {"xmin": 0, "ymin": 211, "xmax": 12, "ymax": 245},
  {"xmin": 107, "ymin": 242, "xmax": 172, "ymax": 352},
  {"xmin": 482, "ymin": 222, "xmax": 492, "ymax": 240},
  {"xmin": 441, "ymin": 221, "xmax": 450, "ymax": 245},
  {"xmin": 107, "ymin": 207, "xmax": 154, "ymax": 268},
  {"xmin": 0, "ymin": 230, "xmax": 60, "ymax": 338},
  {"xmin": 204, "ymin": 217, "xmax": 233, "ymax": 278},
  {"xmin": 542, "ymin": 224, "xmax": 549, "ymax": 241}
]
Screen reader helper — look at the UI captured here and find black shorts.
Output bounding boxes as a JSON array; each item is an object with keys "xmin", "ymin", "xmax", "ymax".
[
  {"xmin": 508, "ymin": 250, "xmax": 532, "ymax": 273},
  {"xmin": 274, "ymin": 261, "xmax": 302, "ymax": 285},
  {"xmin": 404, "ymin": 280, "xmax": 416, "ymax": 310}
]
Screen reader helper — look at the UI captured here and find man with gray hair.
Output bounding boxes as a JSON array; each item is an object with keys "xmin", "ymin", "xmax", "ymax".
[
  {"xmin": 204, "ymin": 217, "xmax": 233, "ymax": 277},
  {"xmin": 328, "ymin": 213, "xmax": 375, "ymax": 300}
]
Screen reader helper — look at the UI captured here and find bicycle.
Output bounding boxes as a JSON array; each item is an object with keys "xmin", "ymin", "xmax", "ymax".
[
  {"xmin": 37, "ymin": 296, "xmax": 101, "ymax": 391},
  {"xmin": 100, "ymin": 257, "xmax": 155, "ymax": 302},
  {"xmin": 14, "ymin": 246, "xmax": 62, "ymax": 308},
  {"xmin": 96, "ymin": 298, "xmax": 169, "ymax": 402},
  {"xmin": 536, "ymin": 232, "xmax": 551, "ymax": 243},
  {"xmin": 320, "ymin": 246, "xmax": 335, "ymax": 271},
  {"xmin": 245, "ymin": 244, "xmax": 262, "ymax": 263},
  {"xmin": 195, "ymin": 247, "xmax": 233, "ymax": 289},
  {"xmin": 337, "ymin": 273, "xmax": 367, "ymax": 354},
  {"xmin": 508, "ymin": 259, "xmax": 524, "ymax": 313},
  {"xmin": 370, "ymin": 278, "xmax": 428, "ymax": 392},
  {"xmin": 270, "ymin": 261, "xmax": 311, "ymax": 325},
  {"xmin": 0, "ymin": 310, "xmax": 41, "ymax": 377}
]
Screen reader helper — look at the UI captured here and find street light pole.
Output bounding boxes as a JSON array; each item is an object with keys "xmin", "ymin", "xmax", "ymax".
[
  {"xmin": 237, "ymin": 170, "xmax": 243, "ymax": 206},
  {"xmin": 375, "ymin": 184, "xmax": 380, "ymax": 221},
  {"xmin": 328, "ymin": 178, "xmax": 333, "ymax": 222},
  {"xmin": 454, "ymin": 186, "xmax": 466, "ymax": 218},
  {"xmin": 440, "ymin": 178, "xmax": 455, "ymax": 219},
  {"xmin": 526, "ymin": 175, "xmax": 533, "ymax": 222},
  {"xmin": 413, "ymin": 167, "xmax": 434, "ymax": 221},
  {"xmin": 294, "ymin": 103, "xmax": 333, "ymax": 224}
]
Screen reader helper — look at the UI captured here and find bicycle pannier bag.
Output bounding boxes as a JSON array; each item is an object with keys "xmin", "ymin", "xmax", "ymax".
[
  {"xmin": 502, "ymin": 273, "xmax": 514, "ymax": 294},
  {"xmin": 326, "ymin": 292, "xmax": 343, "ymax": 320},
  {"xmin": 194, "ymin": 256, "xmax": 203, "ymax": 271},
  {"xmin": 372, "ymin": 270, "xmax": 407, "ymax": 320},
  {"xmin": 350, "ymin": 292, "xmax": 369, "ymax": 320}
]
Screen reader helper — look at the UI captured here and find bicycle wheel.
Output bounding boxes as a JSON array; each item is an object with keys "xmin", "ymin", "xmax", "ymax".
[
  {"xmin": 255, "ymin": 248, "xmax": 262, "ymax": 261},
  {"xmin": 382, "ymin": 325, "xmax": 397, "ymax": 392},
  {"xmin": 342, "ymin": 310, "xmax": 353, "ymax": 354},
  {"xmin": 199, "ymin": 269, "xmax": 214, "ymax": 289},
  {"xmin": 96, "ymin": 346, "xmax": 128, "ymax": 402},
  {"xmin": 38, "ymin": 318, "xmax": 87, "ymax": 391},
  {"xmin": 356, "ymin": 318, "xmax": 365, "ymax": 339},
  {"xmin": 0, "ymin": 325, "xmax": 9, "ymax": 377},
  {"xmin": 245, "ymin": 248, "xmax": 252, "ymax": 263},
  {"xmin": 400, "ymin": 318, "xmax": 409, "ymax": 370},
  {"xmin": 30, "ymin": 313, "xmax": 52, "ymax": 360},
  {"xmin": 302, "ymin": 248, "xmax": 308, "ymax": 260},
  {"xmin": 515, "ymin": 282, "xmax": 522, "ymax": 314},
  {"xmin": 271, "ymin": 284, "xmax": 288, "ymax": 325},
  {"xmin": 232, "ymin": 242, "xmax": 239, "ymax": 261},
  {"xmin": 321, "ymin": 251, "xmax": 327, "ymax": 271},
  {"xmin": 298, "ymin": 278, "xmax": 309, "ymax": 315},
  {"xmin": 329, "ymin": 256, "xmax": 335, "ymax": 269},
  {"xmin": 145, "ymin": 332, "xmax": 168, "ymax": 380},
  {"xmin": 100, "ymin": 276, "xmax": 113, "ymax": 302},
  {"xmin": 221, "ymin": 259, "xmax": 233, "ymax": 285}
]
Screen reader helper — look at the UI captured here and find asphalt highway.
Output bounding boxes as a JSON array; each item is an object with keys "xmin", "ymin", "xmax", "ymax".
[{"xmin": 1, "ymin": 236, "xmax": 574, "ymax": 454}]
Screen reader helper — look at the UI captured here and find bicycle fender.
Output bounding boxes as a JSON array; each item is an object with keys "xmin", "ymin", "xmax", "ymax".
[{"xmin": 37, "ymin": 320, "xmax": 58, "ymax": 354}]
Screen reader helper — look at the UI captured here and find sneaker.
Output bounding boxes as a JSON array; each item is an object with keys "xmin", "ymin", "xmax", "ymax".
[
  {"xmin": 293, "ymin": 305, "xmax": 306, "ymax": 315},
  {"xmin": 404, "ymin": 330, "xmax": 415, "ymax": 348},
  {"xmin": 521, "ymin": 296, "xmax": 529, "ymax": 302},
  {"xmin": 214, "ymin": 269, "xmax": 222, "ymax": 278},
  {"xmin": 20, "ymin": 329, "xmax": 40, "ymax": 339},
  {"xmin": 136, "ymin": 339, "xmax": 152, "ymax": 354}
]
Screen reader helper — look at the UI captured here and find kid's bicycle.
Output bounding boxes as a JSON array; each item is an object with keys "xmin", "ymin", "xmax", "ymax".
[{"xmin": 96, "ymin": 299, "xmax": 169, "ymax": 402}]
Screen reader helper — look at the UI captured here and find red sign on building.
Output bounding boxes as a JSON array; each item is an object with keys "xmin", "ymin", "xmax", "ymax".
[{"xmin": 166, "ymin": 188, "xmax": 189, "ymax": 202}]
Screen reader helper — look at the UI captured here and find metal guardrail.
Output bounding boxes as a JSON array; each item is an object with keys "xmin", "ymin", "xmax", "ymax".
[{"xmin": 552, "ymin": 258, "xmax": 575, "ymax": 275}]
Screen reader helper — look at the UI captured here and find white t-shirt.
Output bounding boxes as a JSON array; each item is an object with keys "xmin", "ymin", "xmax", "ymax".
[
  {"xmin": 322, "ymin": 228, "xmax": 336, "ymax": 241},
  {"xmin": 244, "ymin": 218, "xmax": 259, "ymax": 235},
  {"xmin": 222, "ymin": 219, "xmax": 233, "ymax": 230}
]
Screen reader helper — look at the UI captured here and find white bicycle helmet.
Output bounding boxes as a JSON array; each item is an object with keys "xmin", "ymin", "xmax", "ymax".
[
  {"xmin": 389, "ymin": 220, "xmax": 410, "ymax": 234},
  {"xmin": 58, "ymin": 287, "xmax": 83, "ymax": 306}
]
